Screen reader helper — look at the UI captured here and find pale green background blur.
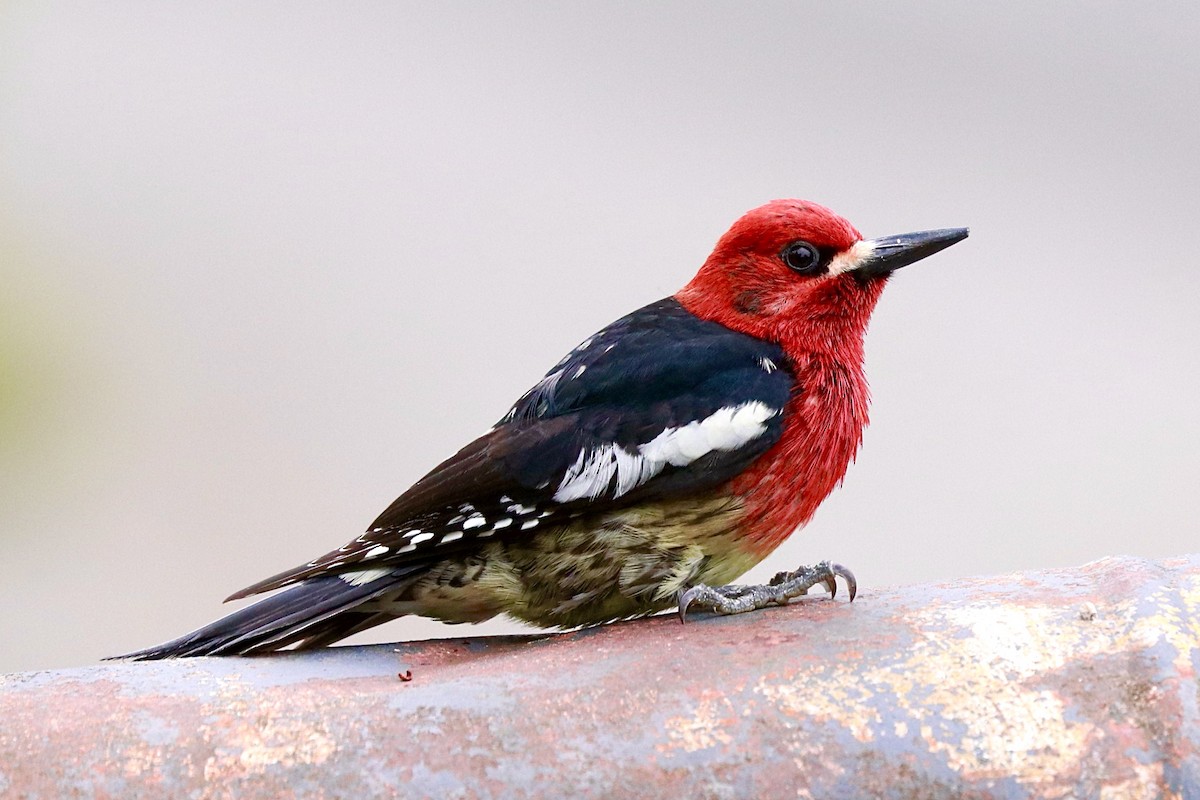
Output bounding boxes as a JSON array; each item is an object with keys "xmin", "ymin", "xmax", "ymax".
[{"xmin": 2, "ymin": 2, "xmax": 1197, "ymax": 673}]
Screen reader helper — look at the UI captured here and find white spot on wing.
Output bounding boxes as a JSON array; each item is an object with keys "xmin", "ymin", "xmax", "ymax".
[
  {"xmin": 553, "ymin": 444, "xmax": 620, "ymax": 502},
  {"xmin": 339, "ymin": 567, "xmax": 392, "ymax": 586},
  {"xmin": 728, "ymin": 401, "xmax": 776, "ymax": 440},
  {"xmin": 699, "ymin": 404, "xmax": 763, "ymax": 451},
  {"xmin": 612, "ymin": 442, "xmax": 662, "ymax": 496},
  {"xmin": 554, "ymin": 401, "xmax": 779, "ymax": 503},
  {"xmin": 411, "ymin": 532, "xmax": 435, "ymax": 545},
  {"xmin": 668, "ymin": 423, "xmax": 709, "ymax": 462},
  {"xmin": 441, "ymin": 531, "xmax": 463, "ymax": 544},
  {"xmin": 462, "ymin": 514, "xmax": 486, "ymax": 530},
  {"xmin": 365, "ymin": 545, "xmax": 390, "ymax": 558},
  {"xmin": 493, "ymin": 518, "xmax": 513, "ymax": 530}
]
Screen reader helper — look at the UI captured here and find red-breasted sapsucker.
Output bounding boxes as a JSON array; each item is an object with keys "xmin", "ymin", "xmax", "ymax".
[{"xmin": 117, "ymin": 199, "xmax": 967, "ymax": 659}]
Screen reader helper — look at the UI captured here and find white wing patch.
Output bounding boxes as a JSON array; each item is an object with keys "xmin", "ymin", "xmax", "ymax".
[
  {"xmin": 553, "ymin": 401, "xmax": 779, "ymax": 503},
  {"xmin": 338, "ymin": 567, "xmax": 392, "ymax": 586}
]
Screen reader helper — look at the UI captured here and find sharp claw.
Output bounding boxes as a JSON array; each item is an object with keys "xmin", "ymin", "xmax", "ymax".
[
  {"xmin": 823, "ymin": 573, "xmax": 838, "ymax": 599},
  {"xmin": 831, "ymin": 562, "xmax": 857, "ymax": 602},
  {"xmin": 677, "ymin": 588, "xmax": 696, "ymax": 623}
]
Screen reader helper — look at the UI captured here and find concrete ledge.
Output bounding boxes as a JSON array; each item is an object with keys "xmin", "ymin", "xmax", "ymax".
[{"xmin": 3, "ymin": 554, "xmax": 1199, "ymax": 798}]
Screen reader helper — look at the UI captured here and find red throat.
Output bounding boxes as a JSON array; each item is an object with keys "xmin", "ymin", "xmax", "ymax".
[{"xmin": 674, "ymin": 200, "xmax": 889, "ymax": 555}]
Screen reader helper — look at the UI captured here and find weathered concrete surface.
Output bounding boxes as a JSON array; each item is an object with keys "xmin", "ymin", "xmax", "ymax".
[{"xmin": 2, "ymin": 554, "xmax": 1199, "ymax": 799}]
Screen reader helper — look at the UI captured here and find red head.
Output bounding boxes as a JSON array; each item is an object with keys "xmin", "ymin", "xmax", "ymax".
[
  {"xmin": 677, "ymin": 200, "xmax": 968, "ymax": 552},
  {"xmin": 676, "ymin": 199, "xmax": 967, "ymax": 358}
]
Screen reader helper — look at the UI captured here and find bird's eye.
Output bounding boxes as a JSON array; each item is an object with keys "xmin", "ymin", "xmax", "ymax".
[{"xmin": 782, "ymin": 241, "xmax": 822, "ymax": 275}]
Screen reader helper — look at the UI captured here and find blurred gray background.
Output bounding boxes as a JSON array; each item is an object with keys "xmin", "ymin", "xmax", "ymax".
[{"xmin": 2, "ymin": 2, "xmax": 1197, "ymax": 673}]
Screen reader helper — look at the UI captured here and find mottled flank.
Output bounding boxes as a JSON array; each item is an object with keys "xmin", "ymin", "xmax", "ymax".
[{"xmin": 364, "ymin": 495, "xmax": 758, "ymax": 628}]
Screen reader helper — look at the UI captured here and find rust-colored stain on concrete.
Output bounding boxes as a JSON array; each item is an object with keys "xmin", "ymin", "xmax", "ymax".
[{"xmin": 2, "ymin": 554, "xmax": 1198, "ymax": 799}]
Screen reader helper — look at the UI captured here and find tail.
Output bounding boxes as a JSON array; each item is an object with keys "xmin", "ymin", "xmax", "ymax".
[{"xmin": 109, "ymin": 570, "xmax": 418, "ymax": 660}]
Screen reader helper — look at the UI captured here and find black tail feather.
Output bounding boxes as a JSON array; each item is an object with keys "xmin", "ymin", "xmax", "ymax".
[
  {"xmin": 109, "ymin": 571, "xmax": 416, "ymax": 660},
  {"xmin": 284, "ymin": 610, "xmax": 397, "ymax": 651}
]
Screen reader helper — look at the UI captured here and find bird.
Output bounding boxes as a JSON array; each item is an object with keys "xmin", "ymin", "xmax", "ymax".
[{"xmin": 114, "ymin": 199, "xmax": 968, "ymax": 659}]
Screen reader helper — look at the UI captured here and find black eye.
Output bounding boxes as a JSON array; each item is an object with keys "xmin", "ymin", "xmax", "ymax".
[{"xmin": 782, "ymin": 241, "xmax": 823, "ymax": 275}]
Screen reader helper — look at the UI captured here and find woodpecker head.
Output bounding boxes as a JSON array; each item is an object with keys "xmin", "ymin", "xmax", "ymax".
[{"xmin": 676, "ymin": 199, "xmax": 968, "ymax": 348}]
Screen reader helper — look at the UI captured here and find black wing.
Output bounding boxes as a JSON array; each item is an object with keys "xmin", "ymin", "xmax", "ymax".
[{"xmin": 230, "ymin": 298, "xmax": 793, "ymax": 600}]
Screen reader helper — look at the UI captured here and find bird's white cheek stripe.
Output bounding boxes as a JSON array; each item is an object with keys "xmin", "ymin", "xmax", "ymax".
[
  {"xmin": 827, "ymin": 239, "xmax": 877, "ymax": 276},
  {"xmin": 553, "ymin": 401, "xmax": 778, "ymax": 503}
]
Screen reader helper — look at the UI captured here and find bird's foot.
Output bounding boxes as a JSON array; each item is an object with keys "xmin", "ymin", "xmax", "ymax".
[{"xmin": 677, "ymin": 560, "xmax": 857, "ymax": 622}]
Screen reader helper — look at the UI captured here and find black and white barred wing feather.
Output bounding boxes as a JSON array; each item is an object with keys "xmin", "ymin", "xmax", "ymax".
[
  {"xmin": 234, "ymin": 299, "xmax": 793, "ymax": 597},
  {"xmin": 116, "ymin": 299, "xmax": 793, "ymax": 659}
]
